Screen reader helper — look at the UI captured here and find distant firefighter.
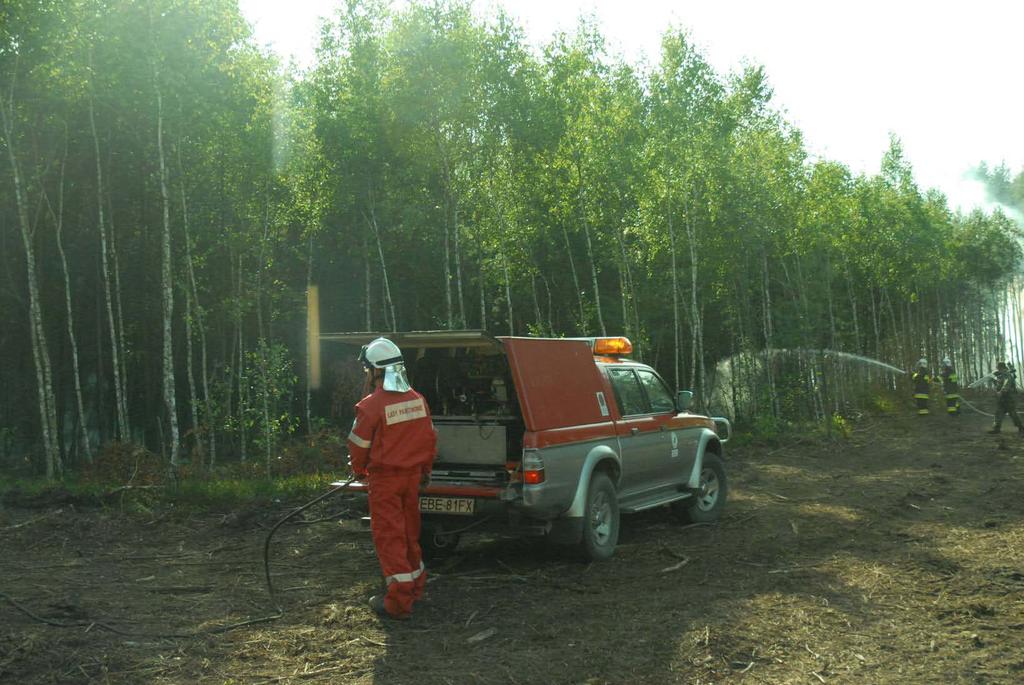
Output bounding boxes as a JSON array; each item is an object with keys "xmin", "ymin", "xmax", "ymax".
[
  {"xmin": 987, "ymin": 361, "xmax": 1023, "ymax": 435},
  {"xmin": 940, "ymin": 357, "xmax": 960, "ymax": 417},
  {"xmin": 911, "ymin": 358, "xmax": 933, "ymax": 417}
]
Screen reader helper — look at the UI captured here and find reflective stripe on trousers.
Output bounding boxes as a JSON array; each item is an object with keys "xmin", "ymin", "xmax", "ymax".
[{"xmin": 386, "ymin": 561, "xmax": 426, "ymax": 585}]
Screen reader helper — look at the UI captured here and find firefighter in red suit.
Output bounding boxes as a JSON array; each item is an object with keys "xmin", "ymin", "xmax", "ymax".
[{"xmin": 347, "ymin": 337, "xmax": 436, "ymax": 620}]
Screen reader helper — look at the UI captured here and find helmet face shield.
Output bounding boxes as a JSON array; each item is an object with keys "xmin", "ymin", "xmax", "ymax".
[{"xmin": 382, "ymin": 363, "xmax": 412, "ymax": 392}]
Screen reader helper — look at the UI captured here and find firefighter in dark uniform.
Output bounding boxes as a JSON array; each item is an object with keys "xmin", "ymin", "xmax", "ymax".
[
  {"xmin": 988, "ymin": 361, "xmax": 1023, "ymax": 435},
  {"xmin": 939, "ymin": 357, "xmax": 960, "ymax": 416},
  {"xmin": 912, "ymin": 358, "xmax": 933, "ymax": 416},
  {"xmin": 347, "ymin": 337, "xmax": 437, "ymax": 620}
]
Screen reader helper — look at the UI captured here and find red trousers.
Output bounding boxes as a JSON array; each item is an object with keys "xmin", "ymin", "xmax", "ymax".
[{"xmin": 368, "ymin": 468, "xmax": 427, "ymax": 617}]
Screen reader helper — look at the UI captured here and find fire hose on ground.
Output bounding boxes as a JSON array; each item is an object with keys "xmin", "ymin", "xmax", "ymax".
[{"xmin": 1, "ymin": 477, "xmax": 356, "ymax": 639}]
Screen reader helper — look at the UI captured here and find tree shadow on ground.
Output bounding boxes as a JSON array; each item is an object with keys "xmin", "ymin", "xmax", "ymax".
[{"xmin": 366, "ymin": 410, "xmax": 1024, "ymax": 683}]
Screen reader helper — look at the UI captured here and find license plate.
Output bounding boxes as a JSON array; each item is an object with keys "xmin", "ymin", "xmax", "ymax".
[{"xmin": 419, "ymin": 496, "xmax": 475, "ymax": 515}]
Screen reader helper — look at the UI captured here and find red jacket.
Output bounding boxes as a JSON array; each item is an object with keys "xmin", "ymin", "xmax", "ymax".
[{"xmin": 347, "ymin": 386, "xmax": 437, "ymax": 477}]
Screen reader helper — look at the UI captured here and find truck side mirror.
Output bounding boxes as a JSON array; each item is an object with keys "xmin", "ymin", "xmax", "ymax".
[{"xmin": 676, "ymin": 390, "xmax": 693, "ymax": 412}]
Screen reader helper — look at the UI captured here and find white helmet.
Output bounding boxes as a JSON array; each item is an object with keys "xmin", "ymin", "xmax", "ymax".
[
  {"xmin": 358, "ymin": 337, "xmax": 411, "ymax": 392},
  {"xmin": 916, "ymin": 358, "xmax": 928, "ymax": 369},
  {"xmin": 942, "ymin": 357, "xmax": 951, "ymax": 367}
]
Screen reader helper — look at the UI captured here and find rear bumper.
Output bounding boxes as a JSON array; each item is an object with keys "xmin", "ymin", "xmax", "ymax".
[
  {"xmin": 338, "ymin": 480, "xmax": 511, "ymax": 499},
  {"xmin": 335, "ymin": 479, "xmax": 561, "ymax": 532}
]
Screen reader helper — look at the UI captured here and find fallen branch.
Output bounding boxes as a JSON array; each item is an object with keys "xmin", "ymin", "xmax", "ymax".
[
  {"xmin": 660, "ymin": 557, "xmax": 691, "ymax": 573},
  {"xmin": 4, "ymin": 508, "xmax": 64, "ymax": 530},
  {"xmin": 768, "ymin": 563, "xmax": 824, "ymax": 575},
  {"xmin": 105, "ymin": 485, "xmax": 162, "ymax": 497},
  {"xmin": 250, "ymin": 664, "xmax": 364, "ymax": 683},
  {"xmin": 467, "ymin": 627, "xmax": 497, "ymax": 643}
]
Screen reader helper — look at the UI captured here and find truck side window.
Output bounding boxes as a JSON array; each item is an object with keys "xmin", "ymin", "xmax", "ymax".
[
  {"xmin": 606, "ymin": 367, "xmax": 649, "ymax": 416},
  {"xmin": 637, "ymin": 369, "xmax": 675, "ymax": 413}
]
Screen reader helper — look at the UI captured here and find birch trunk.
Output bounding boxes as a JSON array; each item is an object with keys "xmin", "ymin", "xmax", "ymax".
[
  {"xmin": 437, "ymin": 143, "xmax": 455, "ymax": 329},
  {"xmin": 154, "ymin": 75, "xmax": 179, "ymax": 467},
  {"xmin": 479, "ymin": 259, "xmax": 487, "ymax": 331},
  {"xmin": 183, "ymin": 280, "xmax": 200, "ymax": 460},
  {"xmin": 614, "ymin": 217, "xmax": 637, "ymax": 346},
  {"xmin": 1, "ymin": 86, "xmax": 61, "ymax": 478},
  {"xmin": 89, "ymin": 93, "xmax": 129, "ymax": 442},
  {"xmin": 442, "ymin": 214, "xmax": 453, "ymax": 329},
  {"xmin": 684, "ymin": 204, "xmax": 703, "ymax": 403},
  {"xmin": 560, "ymin": 222, "xmax": 586, "ymax": 334},
  {"xmin": 532, "ymin": 275, "xmax": 544, "ymax": 335},
  {"xmin": 367, "ymin": 196, "xmax": 396, "ymax": 330},
  {"xmin": 845, "ymin": 269, "xmax": 860, "ymax": 353},
  {"xmin": 108, "ymin": 196, "xmax": 129, "ymax": 436},
  {"xmin": 502, "ymin": 247, "xmax": 513, "ymax": 336},
  {"xmin": 454, "ymin": 203, "xmax": 465, "ymax": 328},
  {"xmin": 615, "ymin": 225, "xmax": 641, "ymax": 356},
  {"xmin": 177, "ymin": 146, "xmax": 208, "ymax": 462},
  {"xmin": 869, "ymin": 287, "xmax": 881, "ymax": 358},
  {"xmin": 236, "ymin": 252, "xmax": 247, "ymax": 463},
  {"xmin": 541, "ymin": 274, "xmax": 554, "ymax": 337},
  {"xmin": 666, "ymin": 185, "xmax": 681, "ymax": 390},
  {"xmin": 178, "ymin": 148, "xmax": 214, "ymax": 464},
  {"xmin": 577, "ymin": 178, "xmax": 606, "ymax": 336},
  {"xmin": 306, "ymin": 234, "xmax": 314, "ymax": 434},
  {"xmin": 761, "ymin": 250, "xmax": 778, "ymax": 418},
  {"xmin": 619, "ymin": 270, "xmax": 628, "ymax": 339},
  {"xmin": 48, "ymin": 136, "xmax": 91, "ymax": 460},
  {"xmin": 363, "ymin": 234, "xmax": 372, "ymax": 330},
  {"xmin": 255, "ymin": 197, "xmax": 274, "ymax": 472}
]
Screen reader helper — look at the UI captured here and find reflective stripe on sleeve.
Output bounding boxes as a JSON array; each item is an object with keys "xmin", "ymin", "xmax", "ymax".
[
  {"xmin": 385, "ymin": 561, "xmax": 425, "ymax": 585},
  {"xmin": 348, "ymin": 431, "xmax": 371, "ymax": 449}
]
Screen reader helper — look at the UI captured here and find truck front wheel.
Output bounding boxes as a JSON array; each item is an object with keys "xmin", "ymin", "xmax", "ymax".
[
  {"xmin": 672, "ymin": 453, "xmax": 727, "ymax": 524},
  {"xmin": 580, "ymin": 471, "xmax": 620, "ymax": 561}
]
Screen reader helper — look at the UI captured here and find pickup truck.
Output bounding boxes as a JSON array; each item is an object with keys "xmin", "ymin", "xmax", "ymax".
[{"xmin": 328, "ymin": 330, "xmax": 730, "ymax": 561}]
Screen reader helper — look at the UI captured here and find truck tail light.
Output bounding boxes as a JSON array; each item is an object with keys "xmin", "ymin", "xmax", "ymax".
[{"xmin": 522, "ymin": 450, "xmax": 545, "ymax": 485}]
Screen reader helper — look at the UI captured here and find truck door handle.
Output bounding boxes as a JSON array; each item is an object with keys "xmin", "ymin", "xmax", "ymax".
[{"xmin": 630, "ymin": 427, "xmax": 639, "ymax": 436}]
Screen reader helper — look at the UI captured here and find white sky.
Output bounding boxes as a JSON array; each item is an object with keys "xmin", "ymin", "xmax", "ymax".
[{"xmin": 240, "ymin": 0, "xmax": 1024, "ymax": 213}]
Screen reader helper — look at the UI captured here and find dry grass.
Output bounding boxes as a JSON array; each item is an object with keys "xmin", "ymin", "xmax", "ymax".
[{"xmin": 2, "ymin": 408, "xmax": 1023, "ymax": 684}]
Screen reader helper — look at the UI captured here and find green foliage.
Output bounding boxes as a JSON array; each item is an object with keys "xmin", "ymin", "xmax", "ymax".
[
  {"xmin": 2, "ymin": 0, "xmax": 1022, "ymax": 481},
  {"xmin": 828, "ymin": 413, "xmax": 852, "ymax": 439},
  {"xmin": 244, "ymin": 340, "xmax": 300, "ymax": 471},
  {"xmin": 868, "ymin": 392, "xmax": 902, "ymax": 416},
  {"xmin": 169, "ymin": 473, "xmax": 340, "ymax": 509}
]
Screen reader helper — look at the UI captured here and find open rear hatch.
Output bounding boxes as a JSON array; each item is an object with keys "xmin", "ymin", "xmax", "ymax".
[{"xmin": 324, "ymin": 331, "xmax": 518, "ymax": 492}]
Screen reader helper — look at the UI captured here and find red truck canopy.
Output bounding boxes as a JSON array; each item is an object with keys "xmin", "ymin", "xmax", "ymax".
[
  {"xmin": 500, "ymin": 337, "xmax": 611, "ymax": 432},
  {"xmin": 320, "ymin": 331, "xmax": 614, "ymax": 433}
]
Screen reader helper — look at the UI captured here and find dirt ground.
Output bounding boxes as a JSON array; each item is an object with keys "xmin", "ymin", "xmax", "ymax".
[{"xmin": 2, "ymin": 402, "xmax": 1023, "ymax": 684}]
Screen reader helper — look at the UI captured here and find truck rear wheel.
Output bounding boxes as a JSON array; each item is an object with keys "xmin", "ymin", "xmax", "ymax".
[
  {"xmin": 580, "ymin": 471, "xmax": 620, "ymax": 561},
  {"xmin": 419, "ymin": 526, "xmax": 460, "ymax": 561},
  {"xmin": 672, "ymin": 453, "xmax": 727, "ymax": 524}
]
